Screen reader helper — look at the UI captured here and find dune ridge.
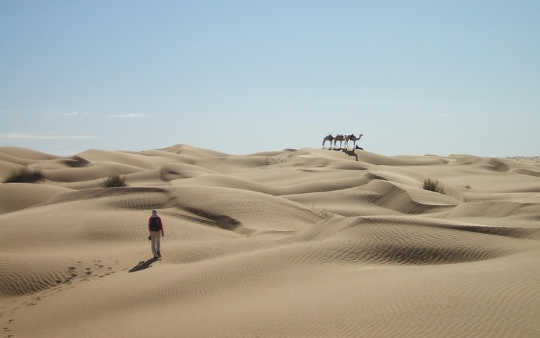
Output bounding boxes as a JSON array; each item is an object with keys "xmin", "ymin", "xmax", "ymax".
[{"xmin": 1, "ymin": 145, "xmax": 539, "ymax": 338}]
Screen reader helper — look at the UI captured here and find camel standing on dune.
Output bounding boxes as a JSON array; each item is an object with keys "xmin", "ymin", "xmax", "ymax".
[
  {"xmin": 345, "ymin": 134, "xmax": 363, "ymax": 150},
  {"xmin": 333, "ymin": 134, "xmax": 345, "ymax": 149},
  {"xmin": 322, "ymin": 134, "xmax": 334, "ymax": 149}
]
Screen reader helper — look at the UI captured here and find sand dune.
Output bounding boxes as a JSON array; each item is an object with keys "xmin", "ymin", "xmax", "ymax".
[
  {"xmin": 0, "ymin": 183, "xmax": 72, "ymax": 214},
  {"xmin": 1, "ymin": 145, "xmax": 539, "ymax": 338}
]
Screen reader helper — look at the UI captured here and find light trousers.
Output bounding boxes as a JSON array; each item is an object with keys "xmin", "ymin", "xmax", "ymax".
[{"xmin": 150, "ymin": 231, "xmax": 161, "ymax": 257}]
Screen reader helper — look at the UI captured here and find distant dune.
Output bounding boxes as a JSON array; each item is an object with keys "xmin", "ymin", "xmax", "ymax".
[{"xmin": 1, "ymin": 145, "xmax": 539, "ymax": 338}]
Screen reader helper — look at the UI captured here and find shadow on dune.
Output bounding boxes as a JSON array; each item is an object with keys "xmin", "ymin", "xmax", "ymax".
[
  {"xmin": 63, "ymin": 155, "xmax": 90, "ymax": 167},
  {"xmin": 328, "ymin": 148, "xmax": 362, "ymax": 161},
  {"xmin": 129, "ymin": 257, "xmax": 159, "ymax": 273},
  {"xmin": 443, "ymin": 225, "xmax": 540, "ymax": 239},
  {"xmin": 341, "ymin": 149, "xmax": 359, "ymax": 161},
  {"xmin": 183, "ymin": 207, "xmax": 242, "ymax": 231}
]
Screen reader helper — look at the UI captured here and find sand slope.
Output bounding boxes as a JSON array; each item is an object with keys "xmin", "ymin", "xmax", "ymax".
[{"xmin": 1, "ymin": 145, "xmax": 539, "ymax": 338}]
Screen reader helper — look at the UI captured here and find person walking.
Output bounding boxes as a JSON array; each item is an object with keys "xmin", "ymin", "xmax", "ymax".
[{"xmin": 148, "ymin": 209, "xmax": 164, "ymax": 258}]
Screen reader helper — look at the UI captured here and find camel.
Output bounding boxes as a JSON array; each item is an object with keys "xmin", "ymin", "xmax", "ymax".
[
  {"xmin": 345, "ymin": 134, "xmax": 363, "ymax": 150},
  {"xmin": 333, "ymin": 134, "xmax": 346, "ymax": 150},
  {"xmin": 322, "ymin": 134, "xmax": 334, "ymax": 149}
]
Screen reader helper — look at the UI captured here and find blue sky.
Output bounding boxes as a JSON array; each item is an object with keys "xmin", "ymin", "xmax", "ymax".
[{"xmin": 1, "ymin": 1, "xmax": 539, "ymax": 156}]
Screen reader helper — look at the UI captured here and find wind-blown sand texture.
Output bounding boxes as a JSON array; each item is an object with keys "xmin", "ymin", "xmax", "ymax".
[{"xmin": 1, "ymin": 145, "xmax": 539, "ymax": 338}]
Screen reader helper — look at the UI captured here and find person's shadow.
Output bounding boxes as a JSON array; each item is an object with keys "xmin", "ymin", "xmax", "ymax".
[{"xmin": 129, "ymin": 257, "xmax": 159, "ymax": 273}]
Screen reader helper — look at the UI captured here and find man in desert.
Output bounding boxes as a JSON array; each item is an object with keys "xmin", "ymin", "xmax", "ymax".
[{"xmin": 148, "ymin": 209, "xmax": 164, "ymax": 258}]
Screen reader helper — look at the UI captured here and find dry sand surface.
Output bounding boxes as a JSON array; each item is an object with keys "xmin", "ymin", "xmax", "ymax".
[{"xmin": 1, "ymin": 144, "xmax": 540, "ymax": 338}]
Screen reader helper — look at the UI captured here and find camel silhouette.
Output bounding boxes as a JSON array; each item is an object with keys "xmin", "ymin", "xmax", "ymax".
[
  {"xmin": 322, "ymin": 134, "xmax": 334, "ymax": 149},
  {"xmin": 345, "ymin": 134, "xmax": 363, "ymax": 150},
  {"xmin": 333, "ymin": 134, "xmax": 346, "ymax": 150}
]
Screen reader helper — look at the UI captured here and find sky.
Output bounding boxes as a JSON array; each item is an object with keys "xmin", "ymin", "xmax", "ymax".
[{"xmin": 1, "ymin": 0, "xmax": 539, "ymax": 157}]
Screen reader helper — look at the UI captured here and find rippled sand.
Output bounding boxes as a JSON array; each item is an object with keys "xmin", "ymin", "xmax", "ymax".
[{"xmin": 1, "ymin": 145, "xmax": 539, "ymax": 338}]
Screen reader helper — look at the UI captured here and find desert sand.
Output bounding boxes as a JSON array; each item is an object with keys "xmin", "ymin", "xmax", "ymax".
[{"xmin": 1, "ymin": 144, "xmax": 539, "ymax": 338}]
